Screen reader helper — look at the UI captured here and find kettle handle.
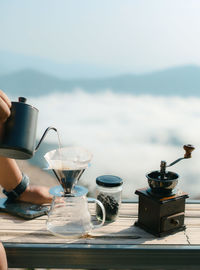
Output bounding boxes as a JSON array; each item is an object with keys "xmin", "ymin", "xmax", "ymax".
[{"xmin": 87, "ymin": 197, "xmax": 105, "ymax": 228}]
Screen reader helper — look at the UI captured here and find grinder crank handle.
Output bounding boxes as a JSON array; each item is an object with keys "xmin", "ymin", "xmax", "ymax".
[
  {"xmin": 183, "ymin": 144, "xmax": 195, "ymax": 158},
  {"xmin": 167, "ymin": 144, "xmax": 195, "ymax": 167}
]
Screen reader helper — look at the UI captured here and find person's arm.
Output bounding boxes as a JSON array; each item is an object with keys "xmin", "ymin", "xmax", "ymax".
[
  {"xmin": 0, "ymin": 90, "xmax": 52, "ymax": 204},
  {"xmin": 0, "ymin": 157, "xmax": 52, "ymax": 204},
  {"xmin": 0, "ymin": 157, "xmax": 22, "ymax": 191},
  {"xmin": 0, "ymin": 242, "xmax": 7, "ymax": 270}
]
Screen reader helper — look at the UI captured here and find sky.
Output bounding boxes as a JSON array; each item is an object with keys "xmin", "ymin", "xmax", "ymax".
[{"xmin": 1, "ymin": 0, "xmax": 200, "ymax": 73}]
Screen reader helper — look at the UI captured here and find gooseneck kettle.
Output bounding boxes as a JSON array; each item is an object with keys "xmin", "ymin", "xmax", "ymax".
[{"xmin": 0, "ymin": 97, "xmax": 57, "ymax": 159}]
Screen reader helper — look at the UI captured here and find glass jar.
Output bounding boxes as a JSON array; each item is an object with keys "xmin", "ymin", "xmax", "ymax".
[{"xmin": 96, "ymin": 175, "xmax": 123, "ymax": 222}]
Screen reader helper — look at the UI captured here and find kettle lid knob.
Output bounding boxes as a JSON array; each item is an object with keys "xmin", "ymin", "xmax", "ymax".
[{"xmin": 18, "ymin": 97, "xmax": 27, "ymax": 103}]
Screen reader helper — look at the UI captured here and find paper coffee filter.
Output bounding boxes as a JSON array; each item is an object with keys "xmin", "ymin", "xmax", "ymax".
[{"xmin": 44, "ymin": 146, "xmax": 92, "ymax": 170}]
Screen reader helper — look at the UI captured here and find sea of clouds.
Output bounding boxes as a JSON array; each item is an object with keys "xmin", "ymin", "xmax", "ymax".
[{"xmin": 22, "ymin": 90, "xmax": 200, "ymax": 199}]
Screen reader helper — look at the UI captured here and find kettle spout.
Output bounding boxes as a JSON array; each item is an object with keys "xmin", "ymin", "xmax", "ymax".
[{"xmin": 35, "ymin": 127, "xmax": 58, "ymax": 152}]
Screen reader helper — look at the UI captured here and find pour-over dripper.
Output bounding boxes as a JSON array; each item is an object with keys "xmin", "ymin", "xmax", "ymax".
[{"xmin": 44, "ymin": 146, "xmax": 92, "ymax": 195}]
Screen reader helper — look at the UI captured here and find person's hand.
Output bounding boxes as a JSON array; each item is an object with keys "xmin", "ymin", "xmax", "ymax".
[
  {"xmin": 0, "ymin": 90, "xmax": 11, "ymax": 123},
  {"xmin": 17, "ymin": 185, "xmax": 53, "ymax": 205}
]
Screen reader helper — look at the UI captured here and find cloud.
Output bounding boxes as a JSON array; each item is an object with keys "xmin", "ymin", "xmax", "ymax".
[{"xmin": 26, "ymin": 90, "xmax": 200, "ymax": 199}]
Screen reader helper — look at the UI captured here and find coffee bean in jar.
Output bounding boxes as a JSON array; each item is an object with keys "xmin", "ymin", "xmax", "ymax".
[{"xmin": 96, "ymin": 175, "xmax": 123, "ymax": 222}]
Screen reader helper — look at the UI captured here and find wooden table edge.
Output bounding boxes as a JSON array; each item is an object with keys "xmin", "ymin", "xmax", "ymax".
[{"xmin": 4, "ymin": 243, "xmax": 200, "ymax": 269}]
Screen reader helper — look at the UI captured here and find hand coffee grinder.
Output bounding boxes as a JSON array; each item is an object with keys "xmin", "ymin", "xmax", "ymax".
[{"xmin": 135, "ymin": 144, "xmax": 195, "ymax": 237}]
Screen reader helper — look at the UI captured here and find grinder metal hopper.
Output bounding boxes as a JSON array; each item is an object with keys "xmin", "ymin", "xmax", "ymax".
[{"xmin": 44, "ymin": 146, "xmax": 92, "ymax": 195}]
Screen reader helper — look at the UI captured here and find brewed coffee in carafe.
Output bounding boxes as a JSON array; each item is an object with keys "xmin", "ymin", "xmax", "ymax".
[{"xmin": 44, "ymin": 146, "xmax": 92, "ymax": 195}]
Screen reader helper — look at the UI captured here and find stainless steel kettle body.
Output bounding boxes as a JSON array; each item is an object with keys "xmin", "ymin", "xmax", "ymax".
[{"xmin": 0, "ymin": 97, "xmax": 56, "ymax": 159}]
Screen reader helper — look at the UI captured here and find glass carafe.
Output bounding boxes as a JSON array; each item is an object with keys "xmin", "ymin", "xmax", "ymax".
[{"xmin": 47, "ymin": 186, "xmax": 105, "ymax": 238}]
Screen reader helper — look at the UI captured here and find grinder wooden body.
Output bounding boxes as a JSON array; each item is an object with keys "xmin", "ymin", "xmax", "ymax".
[{"xmin": 135, "ymin": 188, "xmax": 188, "ymax": 237}]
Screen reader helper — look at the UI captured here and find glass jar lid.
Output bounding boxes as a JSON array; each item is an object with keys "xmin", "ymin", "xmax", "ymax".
[{"xmin": 96, "ymin": 175, "xmax": 123, "ymax": 187}]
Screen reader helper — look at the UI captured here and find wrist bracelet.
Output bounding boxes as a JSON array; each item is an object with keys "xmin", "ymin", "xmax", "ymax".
[{"xmin": 3, "ymin": 173, "xmax": 30, "ymax": 200}]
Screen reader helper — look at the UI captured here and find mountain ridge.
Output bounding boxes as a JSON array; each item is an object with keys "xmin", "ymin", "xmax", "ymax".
[
  {"xmin": 0, "ymin": 50, "xmax": 119, "ymax": 79},
  {"xmin": 0, "ymin": 65, "xmax": 200, "ymax": 97}
]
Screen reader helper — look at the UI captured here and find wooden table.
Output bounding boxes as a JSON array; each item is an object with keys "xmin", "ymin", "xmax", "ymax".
[{"xmin": 1, "ymin": 201, "xmax": 200, "ymax": 269}]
